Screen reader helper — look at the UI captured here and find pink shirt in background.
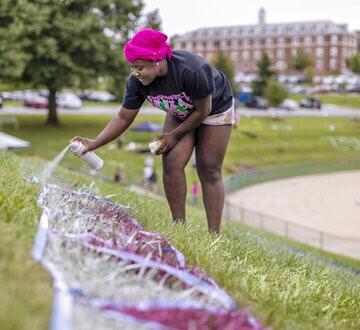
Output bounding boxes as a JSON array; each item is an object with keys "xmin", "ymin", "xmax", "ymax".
[{"xmin": 192, "ymin": 183, "xmax": 199, "ymax": 196}]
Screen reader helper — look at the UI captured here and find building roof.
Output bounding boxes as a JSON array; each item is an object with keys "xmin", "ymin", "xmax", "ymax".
[{"xmin": 175, "ymin": 20, "xmax": 354, "ymax": 41}]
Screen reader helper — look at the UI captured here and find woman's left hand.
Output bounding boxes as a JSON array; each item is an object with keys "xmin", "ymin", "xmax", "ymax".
[{"xmin": 155, "ymin": 132, "xmax": 179, "ymax": 155}]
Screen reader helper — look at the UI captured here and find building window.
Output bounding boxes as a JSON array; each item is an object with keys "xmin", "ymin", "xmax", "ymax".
[
  {"xmin": 331, "ymin": 35, "xmax": 338, "ymax": 44},
  {"xmin": 242, "ymin": 50, "xmax": 250, "ymax": 60},
  {"xmin": 278, "ymin": 37, "xmax": 285, "ymax": 46},
  {"xmin": 292, "ymin": 37, "xmax": 300, "ymax": 46},
  {"xmin": 277, "ymin": 49, "xmax": 285, "ymax": 59},
  {"xmin": 316, "ymin": 47, "xmax": 324, "ymax": 58},
  {"xmin": 231, "ymin": 51, "xmax": 239, "ymax": 61},
  {"xmin": 317, "ymin": 35, "xmax": 324, "ymax": 44},
  {"xmin": 243, "ymin": 39, "xmax": 249, "ymax": 48},
  {"xmin": 330, "ymin": 47, "xmax": 338, "ymax": 57},
  {"xmin": 316, "ymin": 60, "xmax": 323, "ymax": 70},
  {"xmin": 305, "ymin": 36, "xmax": 312, "ymax": 45},
  {"xmin": 276, "ymin": 61, "xmax": 286, "ymax": 71},
  {"xmin": 291, "ymin": 49, "xmax": 297, "ymax": 56},
  {"xmin": 254, "ymin": 50, "xmax": 261, "ymax": 60},
  {"xmin": 330, "ymin": 58, "xmax": 337, "ymax": 70},
  {"xmin": 266, "ymin": 38, "xmax": 273, "ymax": 47}
]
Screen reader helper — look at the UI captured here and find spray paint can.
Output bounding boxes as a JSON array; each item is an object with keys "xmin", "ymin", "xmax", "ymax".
[
  {"xmin": 69, "ymin": 141, "xmax": 103, "ymax": 170},
  {"xmin": 148, "ymin": 138, "xmax": 163, "ymax": 154}
]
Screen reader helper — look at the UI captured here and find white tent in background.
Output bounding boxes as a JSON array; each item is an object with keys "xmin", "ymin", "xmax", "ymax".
[{"xmin": 0, "ymin": 132, "xmax": 30, "ymax": 150}]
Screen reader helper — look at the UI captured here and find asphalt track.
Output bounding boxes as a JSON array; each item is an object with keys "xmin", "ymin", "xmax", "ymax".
[{"xmin": 226, "ymin": 171, "xmax": 360, "ymax": 259}]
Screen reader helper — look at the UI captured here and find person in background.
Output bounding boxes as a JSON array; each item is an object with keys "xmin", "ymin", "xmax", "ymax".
[
  {"xmin": 71, "ymin": 28, "xmax": 234, "ymax": 233},
  {"xmin": 114, "ymin": 167, "xmax": 122, "ymax": 183},
  {"xmin": 143, "ymin": 164, "xmax": 153, "ymax": 189},
  {"xmin": 191, "ymin": 181, "xmax": 199, "ymax": 206},
  {"xmin": 117, "ymin": 135, "xmax": 125, "ymax": 148},
  {"xmin": 191, "ymin": 150, "xmax": 196, "ymax": 168},
  {"xmin": 145, "ymin": 154, "xmax": 154, "ymax": 168},
  {"xmin": 148, "ymin": 168, "xmax": 158, "ymax": 193}
]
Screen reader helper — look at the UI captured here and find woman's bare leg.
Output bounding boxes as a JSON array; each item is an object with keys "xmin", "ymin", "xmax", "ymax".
[
  {"xmin": 162, "ymin": 114, "xmax": 195, "ymax": 222},
  {"xmin": 195, "ymin": 124, "xmax": 232, "ymax": 233}
]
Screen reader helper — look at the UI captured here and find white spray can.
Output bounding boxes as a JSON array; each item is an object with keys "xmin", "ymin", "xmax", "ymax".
[
  {"xmin": 148, "ymin": 137, "xmax": 163, "ymax": 154},
  {"xmin": 69, "ymin": 141, "xmax": 104, "ymax": 170}
]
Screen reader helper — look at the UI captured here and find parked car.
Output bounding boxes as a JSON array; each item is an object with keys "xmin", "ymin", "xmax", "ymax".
[
  {"xmin": 88, "ymin": 91, "xmax": 116, "ymax": 102},
  {"xmin": 245, "ymin": 96, "xmax": 269, "ymax": 110},
  {"xmin": 24, "ymin": 95, "xmax": 48, "ymax": 109},
  {"xmin": 299, "ymin": 97, "xmax": 322, "ymax": 109},
  {"xmin": 79, "ymin": 90, "xmax": 116, "ymax": 102},
  {"xmin": 57, "ymin": 92, "xmax": 82, "ymax": 109},
  {"xmin": 346, "ymin": 85, "xmax": 360, "ymax": 93},
  {"xmin": 280, "ymin": 99, "xmax": 299, "ymax": 111},
  {"xmin": 237, "ymin": 87, "xmax": 253, "ymax": 104},
  {"xmin": 7, "ymin": 90, "xmax": 25, "ymax": 101}
]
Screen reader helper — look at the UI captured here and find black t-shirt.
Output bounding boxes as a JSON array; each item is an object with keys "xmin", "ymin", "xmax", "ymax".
[{"xmin": 122, "ymin": 50, "xmax": 233, "ymax": 120}]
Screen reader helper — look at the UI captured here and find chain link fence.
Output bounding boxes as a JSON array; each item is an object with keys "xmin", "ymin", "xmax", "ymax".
[{"xmin": 224, "ymin": 200, "xmax": 360, "ymax": 260}]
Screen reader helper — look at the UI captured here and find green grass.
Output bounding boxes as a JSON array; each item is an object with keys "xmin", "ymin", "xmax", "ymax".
[
  {"xmin": 2, "ymin": 100, "xmax": 119, "ymax": 107},
  {"xmin": 1, "ymin": 114, "xmax": 360, "ymax": 196},
  {"xmin": 289, "ymin": 93, "xmax": 360, "ymax": 109},
  {"xmin": 1, "ymin": 152, "xmax": 360, "ymax": 329}
]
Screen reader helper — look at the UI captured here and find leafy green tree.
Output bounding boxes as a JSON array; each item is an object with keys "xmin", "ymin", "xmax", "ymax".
[
  {"xmin": 0, "ymin": 0, "xmax": 143, "ymax": 126},
  {"xmin": 252, "ymin": 53, "xmax": 274, "ymax": 96},
  {"xmin": 212, "ymin": 52, "xmax": 237, "ymax": 95},
  {"xmin": 290, "ymin": 50, "xmax": 313, "ymax": 73},
  {"xmin": 347, "ymin": 53, "xmax": 360, "ymax": 74},
  {"xmin": 264, "ymin": 79, "xmax": 288, "ymax": 106},
  {"xmin": 143, "ymin": 8, "xmax": 162, "ymax": 30}
]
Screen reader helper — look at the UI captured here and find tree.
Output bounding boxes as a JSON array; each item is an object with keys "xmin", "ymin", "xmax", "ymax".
[
  {"xmin": 143, "ymin": 8, "xmax": 162, "ymax": 30},
  {"xmin": 264, "ymin": 79, "xmax": 288, "ymax": 106},
  {"xmin": 0, "ymin": 0, "xmax": 143, "ymax": 126},
  {"xmin": 212, "ymin": 52, "xmax": 237, "ymax": 95},
  {"xmin": 252, "ymin": 53, "xmax": 274, "ymax": 96},
  {"xmin": 347, "ymin": 53, "xmax": 360, "ymax": 74},
  {"xmin": 290, "ymin": 50, "xmax": 313, "ymax": 73}
]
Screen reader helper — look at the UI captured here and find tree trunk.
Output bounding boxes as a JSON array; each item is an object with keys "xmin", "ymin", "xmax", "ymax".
[{"xmin": 46, "ymin": 87, "xmax": 60, "ymax": 126}]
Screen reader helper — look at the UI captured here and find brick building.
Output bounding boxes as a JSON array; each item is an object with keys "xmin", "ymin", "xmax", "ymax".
[{"xmin": 172, "ymin": 8, "xmax": 358, "ymax": 74}]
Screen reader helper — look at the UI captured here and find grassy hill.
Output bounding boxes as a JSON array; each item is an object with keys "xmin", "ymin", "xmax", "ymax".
[
  {"xmin": 1, "ymin": 152, "xmax": 360, "ymax": 330},
  {"xmin": 1, "ymin": 113, "xmax": 360, "ymax": 195}
]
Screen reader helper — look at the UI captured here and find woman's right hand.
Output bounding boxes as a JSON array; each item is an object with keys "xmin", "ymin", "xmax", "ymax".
[{"xmin": 70, "ymin": 136, "xmax": 97, "ymax": 155}]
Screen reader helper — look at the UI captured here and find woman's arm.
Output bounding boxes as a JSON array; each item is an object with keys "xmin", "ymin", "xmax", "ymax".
[
  {"xmin": 156, "ymin": 95, "xmax": 211, "ymax": 154},
  {"xmin": 71, "ymin": 107, "xmax": 139, "ymax": 153}
]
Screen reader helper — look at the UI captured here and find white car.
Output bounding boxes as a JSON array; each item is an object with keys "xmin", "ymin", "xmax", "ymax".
[
  {"xmin": 280, "ymin": 99, "xmax": 299, "ymax": 111},
  {"xmin": 57, "ymin": 92, "xmax": 82, "ymax": 109},
  {"xmin": 87, "ymin": 91, "xmax": 116, "ymax": 102}
]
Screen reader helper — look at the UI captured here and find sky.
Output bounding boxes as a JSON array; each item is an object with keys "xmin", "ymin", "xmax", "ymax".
[{"xmin": 142, "ymin": 0, "xmax": 360, "ymax": 37}]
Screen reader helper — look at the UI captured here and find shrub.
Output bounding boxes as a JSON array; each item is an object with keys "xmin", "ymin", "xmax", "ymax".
[{"xmin": 264, "ymin": 80, "xmax": 288, "ymax": 106}]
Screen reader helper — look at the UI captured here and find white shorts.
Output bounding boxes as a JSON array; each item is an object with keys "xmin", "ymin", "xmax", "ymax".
[{"xmin": 202, "ymin": 99, "xmax": 235, "ymax": 125}]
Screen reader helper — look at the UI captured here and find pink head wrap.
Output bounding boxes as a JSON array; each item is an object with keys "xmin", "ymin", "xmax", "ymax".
[{"xmin": 124, "ymin": 28, "xmax": 173, "ymax": 63}]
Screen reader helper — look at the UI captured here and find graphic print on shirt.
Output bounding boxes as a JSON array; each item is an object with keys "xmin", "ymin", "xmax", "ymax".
[{"xmin": 147, "ymin": 92, "xmax": 194, "ymax": 119}]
